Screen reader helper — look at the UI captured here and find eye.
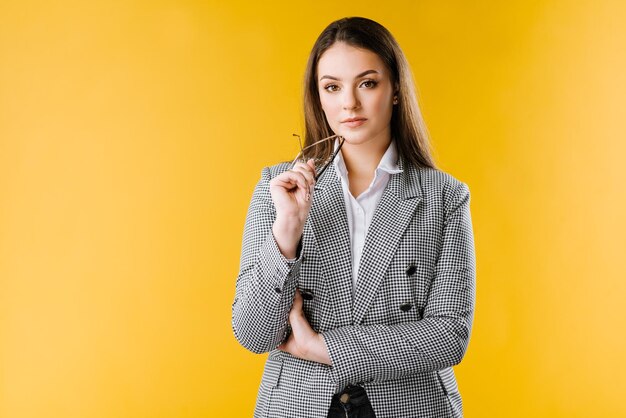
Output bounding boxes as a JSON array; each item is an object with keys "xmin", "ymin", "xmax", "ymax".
[
  {"xmin": 360, "ymin": 79, "xmax": 378, "ymax": 88},
  {"xmin": 323, "ymin": 84, "xmax": 340, "ymax": 92}
]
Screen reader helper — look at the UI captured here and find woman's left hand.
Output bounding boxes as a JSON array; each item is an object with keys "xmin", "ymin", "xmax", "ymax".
[{"xmin": 278, "ymin": 290, "xmax": 331, "ymax": 365}]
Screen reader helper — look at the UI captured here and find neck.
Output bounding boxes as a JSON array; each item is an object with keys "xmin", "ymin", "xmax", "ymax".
[{"xmin": 341, "ymin": 132, "xmax": 391, "ymax": 177}]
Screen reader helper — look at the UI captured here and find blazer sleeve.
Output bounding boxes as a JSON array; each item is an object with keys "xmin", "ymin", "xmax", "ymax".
[
  {"xmin": 321, "ymin": 180, "xmax": 476, "ymax": 388},
  {"xmin": 231, "ymin": 166, "xmax": 302, "ymax": 354}
]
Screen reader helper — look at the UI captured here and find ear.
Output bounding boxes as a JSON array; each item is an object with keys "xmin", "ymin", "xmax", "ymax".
[{"xmin": 392, "ymin": 84, "xmax": 400, "ymax": 105}]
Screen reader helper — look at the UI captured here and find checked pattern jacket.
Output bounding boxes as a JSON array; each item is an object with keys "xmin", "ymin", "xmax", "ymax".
[{"xmin": 232, "ymin": 155, "xmax": 476, "ymax": 418}]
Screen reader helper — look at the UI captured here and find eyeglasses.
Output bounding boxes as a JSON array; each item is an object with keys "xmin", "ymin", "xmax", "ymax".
[{"xmin": 291, "ymin": 134, "xmax": 345, "ymax": 181}]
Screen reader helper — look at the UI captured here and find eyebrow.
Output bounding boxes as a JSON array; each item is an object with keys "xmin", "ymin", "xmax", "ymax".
[{"xmin": 319, "ymin": 69, "xmax": 379, "ymax": 81}]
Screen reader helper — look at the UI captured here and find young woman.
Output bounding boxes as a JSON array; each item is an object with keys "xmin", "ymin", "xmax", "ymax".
[{"xmin": 232, "ymin": 17, "xmax": 476, "ymax": 418}]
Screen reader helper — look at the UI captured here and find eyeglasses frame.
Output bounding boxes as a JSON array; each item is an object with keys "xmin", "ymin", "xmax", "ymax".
[{"xmin": 291, "ymin": 133, "xmax": 346, "ymax": 181}]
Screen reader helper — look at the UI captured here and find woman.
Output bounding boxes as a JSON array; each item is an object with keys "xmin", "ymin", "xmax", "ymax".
[{"xmin": 232, "ymin": 17, "xmax": 476, "ymax": 418}]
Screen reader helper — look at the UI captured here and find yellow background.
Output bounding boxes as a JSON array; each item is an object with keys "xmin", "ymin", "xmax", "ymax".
[{"xmin": 1, "ymin": 1, "xmax": 625, "ymax": 417}]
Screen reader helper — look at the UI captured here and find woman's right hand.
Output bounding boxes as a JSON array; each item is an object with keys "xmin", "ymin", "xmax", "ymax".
[{"xmin": 269, "ymin": 159, "xmax": 316, "ymax": 259}]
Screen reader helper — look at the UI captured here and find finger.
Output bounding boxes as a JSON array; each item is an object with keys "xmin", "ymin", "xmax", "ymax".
[
  {"xmin": 289, "ymin": 169, "xmax": 310, "ymax": 193},
  {"xmin": 293, "ymin": 289, "xmax": 303, "ymax": 311},
  {"xmin": 290, "ymin": 164, "xmax": 316, "ymax": 188},
  {"xmin": 307, "ymin": 158, "xmax": 316, "ymax": 173},
  {"xmin": 290, "ymin": 170, "xmax": 313, "ymax": 203},
  {"xmin": 293, "ymin": 160, "xmax": 317, "ymax": 179},
  {"xmin": 273, "ymin": 170, "xmax": 309, "ymax": 194},
  {"xmin": 270, "ymin": 176, "xmax": 298, "ymax": 191},
  {"xmin": 271, "ymin": 168, "xmax": 315, "ymax": 204},
  {"xmin": 289, "ymin": 296, "xmax": 310, "ymax": 332},
  {"xmin": 292, "ymin": 159, "xmax": 317, "ymax": 180},
  {"xmin": 295, "ymin": 162, "xmax": 317, "ymax": 202}
]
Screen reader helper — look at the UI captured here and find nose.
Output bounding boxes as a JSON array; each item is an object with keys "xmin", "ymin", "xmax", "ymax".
[{"xmin": 342, "ymin": 88, "xmax": 360, "ymax": 110}]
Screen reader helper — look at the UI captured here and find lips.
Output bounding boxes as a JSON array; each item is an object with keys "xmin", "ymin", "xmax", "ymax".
[{"xmin": 341, "ymin": 117, "xmax": 367, "ymax": 128}]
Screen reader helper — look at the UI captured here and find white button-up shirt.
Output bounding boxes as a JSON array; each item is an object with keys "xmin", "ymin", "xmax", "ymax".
[{"xmin": 332, "ymin": 139, "xmax": 403, "ymax": 297}]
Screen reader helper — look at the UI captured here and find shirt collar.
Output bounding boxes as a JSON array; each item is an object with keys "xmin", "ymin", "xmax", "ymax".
[{"xmin": 332, "ymin": 138, "xmax": 403, "ymax": 179}]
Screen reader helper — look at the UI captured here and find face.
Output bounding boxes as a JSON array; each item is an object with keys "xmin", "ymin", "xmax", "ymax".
[{"xmin": 316, "ymin": 42, "xmax": 395, "ymax": 147}]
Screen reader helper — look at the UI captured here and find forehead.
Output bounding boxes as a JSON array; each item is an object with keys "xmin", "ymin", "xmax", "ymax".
[{"xmin": 317, "ymin": 42, "xmax": 387, "ymax": 78}]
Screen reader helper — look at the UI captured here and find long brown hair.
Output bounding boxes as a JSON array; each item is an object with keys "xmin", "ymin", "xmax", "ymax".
[{"xmin": 303, "ymin": 17, "xmax": 436, "ymax": 169}]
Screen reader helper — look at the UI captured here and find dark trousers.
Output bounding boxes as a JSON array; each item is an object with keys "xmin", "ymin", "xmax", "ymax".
[{"xmin": 327, "ymin": 385, "xmax": 376, "ymax": 418}]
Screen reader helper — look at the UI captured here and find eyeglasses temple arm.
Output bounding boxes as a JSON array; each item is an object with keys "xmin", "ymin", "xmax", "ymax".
[{"xmin": 314, "ymin": 136, "xmax": 345, "ymax": 181}]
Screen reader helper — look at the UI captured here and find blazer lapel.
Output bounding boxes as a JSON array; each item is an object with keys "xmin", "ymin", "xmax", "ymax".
[
  {"xmin": 352, "ymin": 158, "xmax": 423, "ymax": 325},
  {"xmin": 309, "ymin": 164, "xmax": 354, "ymax": 327}
]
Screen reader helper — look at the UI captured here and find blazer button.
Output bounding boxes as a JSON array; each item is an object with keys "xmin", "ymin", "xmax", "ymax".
[
  {"xmin": 274, "ymin": 287, "xmax": 282, "ymax": 294},
  {"xmin": 405, "ymin": 264, "xmax": 417, "ymax": 276},
  {"xmin": 300, "ymin": 289, "xmax": 314, "ymax": 301},
  {"xmin": 400, "ymin": 303, "xmax": 412, "ymax": 312}
]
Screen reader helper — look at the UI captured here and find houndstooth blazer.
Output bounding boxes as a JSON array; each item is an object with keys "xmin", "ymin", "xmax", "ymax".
[{"xmin": 232, "ymin": 154, "xmax": 476, "ymax": 418}]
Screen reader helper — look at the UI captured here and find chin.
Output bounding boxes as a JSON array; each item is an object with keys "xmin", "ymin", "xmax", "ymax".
[{"xmin": 338, "ymin": 130, "xmax": 371, "ymax": 145}]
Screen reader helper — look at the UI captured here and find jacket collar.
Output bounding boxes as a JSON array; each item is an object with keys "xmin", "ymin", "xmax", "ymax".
[{"xmin": 333, "ymin": 138, "xmax": 403, "ymax": 181}]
